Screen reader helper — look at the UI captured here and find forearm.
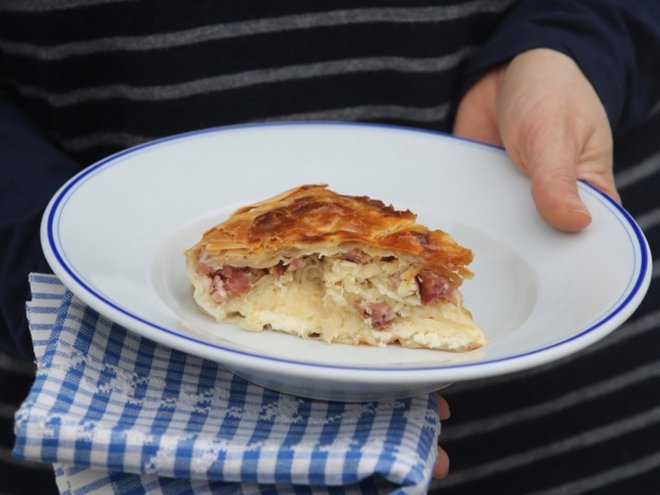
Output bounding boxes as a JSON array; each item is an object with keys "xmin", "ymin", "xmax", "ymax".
[{"xmin": 0, "ymin": 89, "xmax": 80, "ymax": 359}]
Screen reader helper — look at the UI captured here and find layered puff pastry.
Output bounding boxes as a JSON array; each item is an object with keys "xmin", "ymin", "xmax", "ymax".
[{"xmin": 184, "ymin": 184, "xmax": 485, "ymax": 352}]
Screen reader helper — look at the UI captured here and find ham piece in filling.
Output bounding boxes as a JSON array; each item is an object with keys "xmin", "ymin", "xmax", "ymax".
[
  {"xmin": 208, "ymin": 265, "xmax": 265, "ymax": 303},
  {"xmin": 416, "ymin": 269, "xmax": 459, "ymax": 305},
  {"xmin": 199, "ymin": 257, "xmax": 304, "ymax": 303},
  {"xmin": 358, "ymin": 302, "xmax": 395, "ymax": 330},
  {"xmin": 340, "ymin": 248, "xmax": 366, "ymax": 263}
]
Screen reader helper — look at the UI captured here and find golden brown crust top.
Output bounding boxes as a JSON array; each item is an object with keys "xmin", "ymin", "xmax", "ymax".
[{"xmin": 188, "ymin": 185, "xmax": 473, "ymax": 279}]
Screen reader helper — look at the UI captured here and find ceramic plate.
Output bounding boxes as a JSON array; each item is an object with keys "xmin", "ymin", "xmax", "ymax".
[{"xmin": 41, "ymin": 122, "xmax": 652, "ymax": 401}]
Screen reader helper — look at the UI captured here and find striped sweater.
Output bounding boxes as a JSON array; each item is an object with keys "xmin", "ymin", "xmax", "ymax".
[{"xmin": 1, "ymin": 1, "xmax": 659, "ymax": 493}]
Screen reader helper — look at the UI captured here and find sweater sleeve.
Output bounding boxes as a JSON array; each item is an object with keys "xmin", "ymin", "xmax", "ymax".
[
  {"xmin": 459, "ymin": 0, "xmax": 660, "ymax": 132},
  {"xmin": 0, "ymin": 90, "xmax": 80, "ymax": 359}
]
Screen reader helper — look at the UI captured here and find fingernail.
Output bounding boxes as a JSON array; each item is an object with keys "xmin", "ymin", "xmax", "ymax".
[
  {"xmin": 565, "ymin": 194, "xmax": 591, "ymax": 219},
  {"xmin": 440, "ymin": 408, "xmax": 451, "ymax": 421},
  {"xmin": 437, "ymin": 395, "xmax": 451, "ymax": 420}
]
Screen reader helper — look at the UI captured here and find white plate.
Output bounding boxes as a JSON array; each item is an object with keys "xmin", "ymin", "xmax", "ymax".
[{"xmin": 42, "ymin": 122, "xmax": 652, "ymax": 401}]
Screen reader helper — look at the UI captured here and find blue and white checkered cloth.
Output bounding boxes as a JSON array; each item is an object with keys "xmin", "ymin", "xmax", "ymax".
[{"xmin": 13, "ymin": 274, "xmax": 440, "ymax": 494}]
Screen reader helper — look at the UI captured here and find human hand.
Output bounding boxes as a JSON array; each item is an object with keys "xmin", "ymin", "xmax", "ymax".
[
  {"xmin": 433, "ymin": 395, "xmax": 451, "ymax": 479},
  {"xmin": 453, "ymin": 48, "xmax": 621, "ymax": 232}
]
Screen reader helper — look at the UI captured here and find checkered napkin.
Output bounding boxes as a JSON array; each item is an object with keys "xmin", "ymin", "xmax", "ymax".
[{"xmin": 13, "ymin": 274, "xmax": 440, "ymax": 494}]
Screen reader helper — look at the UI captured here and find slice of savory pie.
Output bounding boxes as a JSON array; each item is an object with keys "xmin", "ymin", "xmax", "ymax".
[{"xmin": 184, "ymin": 184, "xmax": 485, "ymax": 351}]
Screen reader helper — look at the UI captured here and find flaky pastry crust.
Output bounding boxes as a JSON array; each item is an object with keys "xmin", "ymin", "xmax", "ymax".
[{"xmin": 185, "ymin": 184, "xmax": 473, "ymax": 285}]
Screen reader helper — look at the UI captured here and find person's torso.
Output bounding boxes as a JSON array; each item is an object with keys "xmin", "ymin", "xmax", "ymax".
[{"xmin": 0, "ymin": 0, "xmax": 515, "ymax": 164}]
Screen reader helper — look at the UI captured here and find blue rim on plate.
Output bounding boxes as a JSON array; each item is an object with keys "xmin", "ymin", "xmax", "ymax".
[{"xmin": 43, "ymin": 121, "xmax": 652, "ymax": 372}]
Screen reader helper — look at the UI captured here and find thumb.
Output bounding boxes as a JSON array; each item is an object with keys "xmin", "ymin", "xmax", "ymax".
[
  {"xmin": 508, "ymin": 127, "xmax": 592, "ymax": 232},
  {"xmin": 494, "ymin": 49, "xmax": 618, "ymax": 233}
]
